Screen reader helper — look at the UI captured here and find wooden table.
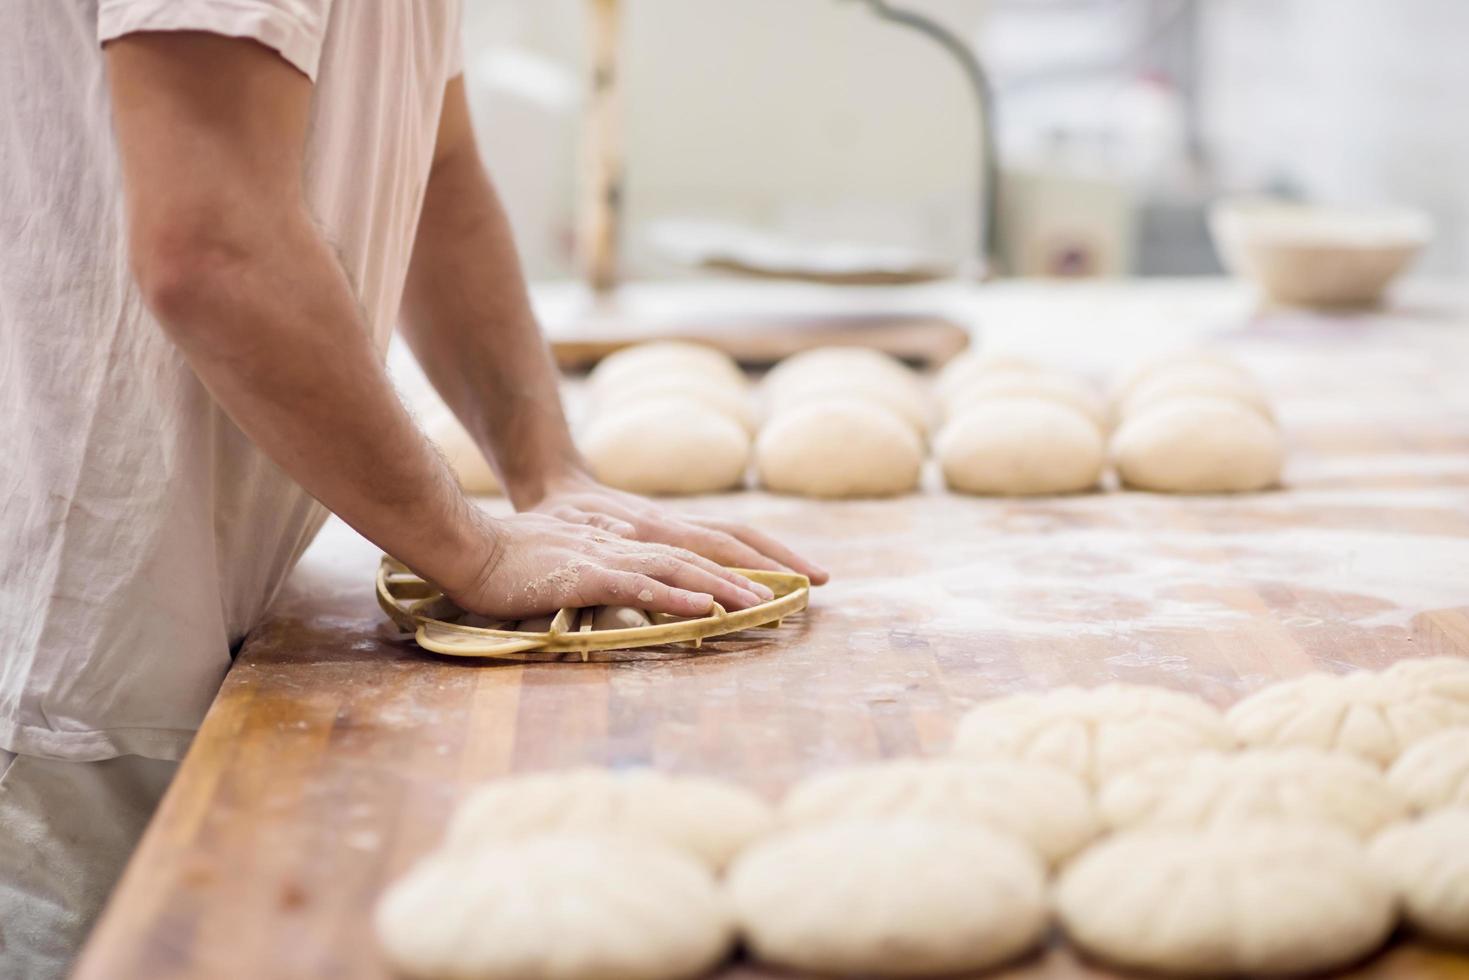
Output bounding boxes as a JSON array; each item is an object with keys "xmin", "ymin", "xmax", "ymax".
[{"xmin": 76, "ymin": 280, "xmax": 1469, "ymax": 979}]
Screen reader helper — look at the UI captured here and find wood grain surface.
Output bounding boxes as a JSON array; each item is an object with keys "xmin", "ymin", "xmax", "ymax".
[{"xmin": 75, "ymin": 281, "xmax": 1469, "ymax": 979}]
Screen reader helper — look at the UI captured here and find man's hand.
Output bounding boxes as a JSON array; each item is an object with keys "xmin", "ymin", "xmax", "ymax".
[{"xmin": 533, "ymin": 472, "xmax": 830, "ymax": 586}]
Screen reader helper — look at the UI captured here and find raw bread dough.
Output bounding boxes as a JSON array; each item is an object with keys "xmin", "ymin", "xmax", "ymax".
[
  {"xmin": 936, "ymin": 398, "xmax": 1104, "ymax": 496},
  {"xmin": 1057, "ymin": 822, "xmax": 1396, "ymax": 977},
  {"xmin": 581, "ymin": 397, "xmax": 750, "ymax": 496},
  {"xmin": 514, "ymin": 613, "xmax": 559, "ymax": 633},
  {"xmin": 779, "ymin": 758, "xmax": 1098, "ymax": 864},
  {"xmin": 591, "ymin": 605, "xmax": 652, "ymax": 631},
  {"xmin": 764, "ymin": 374, "xmax": 931, "ymax": 436},
  {"xmin": 445, "ymin": 768, "xmax": 774, "ymax": 870},
  {"xmin": 1370, "ymin": 810, "xmax": 1469, "ymax": 944},
  {"xmin": 951, "ymin": 684, "xmax": 1233, "ymax": 786},
  {"xmin": 728, "ymin": 818, "xmax": 1047, "ymax": 977},
  {"xmin": 1118, "ymin": 365, "xmax": 1275, "ymax": 423},
  {"xmin": 1113, "ymin": 350, "xmax": 1251, "ymax": 402},
  {"xmin": 593, "ymin": 376, "xmax": 756, "ymax": 434},
  {"xmin": 376, "ymin": 833, "xmax": 733, "ymax": 980},
  {"xmin": 942, "ymin": 371, "xmax": 1105, "ymax": 429},
  {"xmin": 1227, "ymin": 669, "xmax": 1469, "ymax": 766},
  {"xmin": 755, "ymin": 398, "xmax": 923, "ymax": 499},
  {"xmin": 589, "ymin": 341, "xmax": 747, "ymax": 395},
  {"xmin": 1384, "ymin": 655, "xmax": 1469, "ymax": 696},
  {"xmin": 1386, "ymin": 727, "xmax": 1469, "ymax": 811},
  {"xmin": 1112, "ymin": 396, "xmax": 1284, "ymax": 493},
  {"xmin": 763, "ymin": 346, "xmax": 918, "ymax": 397},
  {"xmin": 425, "ymin": 412, "xmax": 501, "ymax": 496},
  {"xmin": 1098, "ymin": 748, "xmax": 1406, "ymax": 838},
  {"xmin": 935, "ymin": 350, "xmax": 1040, "ymax": 403}
]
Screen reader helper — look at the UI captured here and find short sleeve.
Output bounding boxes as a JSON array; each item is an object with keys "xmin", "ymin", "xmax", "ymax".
[{"xmin": 98, "ymin": 0, "xmax": 331, "ymax": 81}]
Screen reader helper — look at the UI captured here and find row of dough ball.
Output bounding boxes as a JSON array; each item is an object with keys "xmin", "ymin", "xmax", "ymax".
[{"xmin": 375, "ymin": 657, "xmax": 1469, "ymax": 980}]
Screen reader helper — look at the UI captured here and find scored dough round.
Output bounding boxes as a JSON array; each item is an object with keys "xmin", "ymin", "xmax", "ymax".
[
  {"xmin": 581, "ymin": 397, "xmax": 750, "ymax": 496},
  {"xmin": 1227, "ymin": 669, "xmax": 1469, "ymax": 766},
  {"xmin": 936, "ymin": 350, "xmax": 1041, "ymax": 403},
  {"xmin": 951, "ymin": 684, "xmax": 1233, "ymax": 786},
  {"xmin": 1113, "ymin": 350, "xmax": 1252, "ymax": 402},
  {"xmin": 1370, "ymin": 810, "xmax": 1469, "ymax": 944},
  {"xmin": 1386, "ymin": 727, "xmax": 1469, "ymax": 811},
  {"xmin": 755, "ymin": 398, "xmax": 923, "ymax": 499},
  {"xmin": 1098, "ymin": 748, "xmax": 1406, "ymax": 838},
  {"xmin": 942, "ymin": 371, "xmax": 1105, "ymax": 429},
  {"xmin": 376, "ymin": 834, "xmax": 733, "ymax": 980},
  {"xmin": 1119, "ymin": 366, "xmax": 1275, "ymax": 423},
  {"xmin": 445, "ymin": 768, "xmax": 774, "ymax": 871},
  {"xmin": 590, "ymin": 341, "xmax": 747, "ymax": 395},
  {"xmin": 1112, "ymin": 396, "xmax": 1284, "ymax": 493},
  {"xmin": 1058, "ymin": 822, "xmax": 1396, "ymax": 977},
  {"xmin": 936, "ymin": 398, "xmax": 1104, "ymax": 496},
  {"xmin": 593, "ymin": 376, "xmax": 757, "ymax": 434},
  {"xmin": 779, "ymin": 758, "xmax": 1098, "ymax": 865},
  {"xmin": 425, "ymin": 411, "xmax": 501, "ymax": 496},
  {"xmin": 728, "ymin": 818, "xmax": 1048, "ymax": 977}
]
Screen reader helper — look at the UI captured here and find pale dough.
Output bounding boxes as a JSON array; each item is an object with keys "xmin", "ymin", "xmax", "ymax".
[
  {"xmin": 425, "ymin": 411, "xmax": 501, "ymax": 496},
  {"xmin": 935, "ymin": 350, "xmax": 1040, "ymax": 403},
  {"xmin": 1057, "ymin": 822, "xmax": 1396, "ymax": 977},
  {"xmin": 445, "ymin": 768, "xmax": 774, "ymax": 871},
  {"xmin": 936, "ymin": 398, "xmax": 1104, "ymax": 496},
  {"xmin": 728, "ymin": 818, "xmax": 1047, "ymax": 977},
  {"xmin": 942, "ymin": 371, "xmax": 1105, "ymax": 429},
  {"xmin": 592, "ymin": 375, "xmax": 756, "ymax": 434},
  {"xmin": 580, "ymin": 397, "xmax": 750, "ymax": 496},
  {"xmin": 1113, "ymin": 350, "xmax": 1252, "ymax": 402},
  {"xmin": 755, "ymin": 398, "xmax": 923, "ymax": 499},
  {"xmin": 1112, "ymin": 396, "xmax": 1284, "ymax": 493},
  {"xmin": 589, "ymin": 341, "xmax": 747, "ymax": 395},
  {"xmin": 779, "ymin": 758, "xmax": 1098, "ymax": 865},
  {"xmin": 951, "ymin": 683, "xmax": 1233, "ymax": 786},
  {"xmin": 1118, "ymin": 365, "xmax": 1275, "ymax": 423},
  {"xmin": 590, "ymin": 605, "xmax": 652, "ymax": 631},
  {"xmin": 1098, "ymin": 748, "xmax": 1406, "ymax": 838},
  {"xmin": 1227, "ymin": 669, "xmax": 1469, "ymax": 766},
  {"xmin": 1370, "ymin": 810, "xmax": 1469, "ymax": 944},
  {"xmin": 763, "ymin": 347, "xmax": 931, "ymax": 435},
  {"xmin": 376, "ymin": 833, "xmax": 733, "ymax": 980},
  {"xmin": 1386, "ymin": 727, "xmax": 1469, "ymax": 811}
]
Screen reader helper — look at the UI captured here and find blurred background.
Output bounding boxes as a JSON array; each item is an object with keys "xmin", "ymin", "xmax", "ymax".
[{"xmin": 458, "ymin": 0, "xmax": 1465, "ymax": 285}]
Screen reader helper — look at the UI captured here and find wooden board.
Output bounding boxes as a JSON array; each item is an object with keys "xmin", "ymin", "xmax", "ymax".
[{"xmin": 75, "ymin": 282, "xmax": 1469, "ymax": 979}]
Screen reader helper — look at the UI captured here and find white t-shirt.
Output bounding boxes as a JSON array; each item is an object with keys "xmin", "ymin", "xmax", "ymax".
[{"xmin": 0, "ymin": 0, "xmax": 463, "ymax": 762}]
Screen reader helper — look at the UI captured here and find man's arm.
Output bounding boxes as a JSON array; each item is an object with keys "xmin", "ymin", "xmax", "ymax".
[
  {"xmin": 400, "ymin": 81, "xmax": 828, "ymax": 584},
  {"xmin": 106, "ymin": 33, "xmax": 772, "ymax": 617}
]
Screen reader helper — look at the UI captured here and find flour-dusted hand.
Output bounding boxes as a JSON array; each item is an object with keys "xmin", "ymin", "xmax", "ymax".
[{"xmin": 439, "ymin": 512, "xmax": 776, "ymax": 621}]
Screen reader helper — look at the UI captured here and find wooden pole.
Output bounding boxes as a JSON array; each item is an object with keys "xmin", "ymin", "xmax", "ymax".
[{"xmin": 580, "ymin": 0, "xmax": 624, "ymax": 293}]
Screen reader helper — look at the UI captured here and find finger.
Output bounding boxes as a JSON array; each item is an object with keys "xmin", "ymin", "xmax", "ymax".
[
  {"xmin": 542, "ymin": 505, "xmax": 637, "ymax": 537},
  {"xmin": 696, "ymin": 518, "xmax": 830, "ymax": 585},
  {"xmin": 639, "ymin": 538, "xmax": 776, "ymax": 600},
  {"xmin": 614, "ymin": 551, "xmax": 766, "ymax": 611},
  {"xmin": 593, "ymin": 571, "xmax": 714, "ymax": 618}
]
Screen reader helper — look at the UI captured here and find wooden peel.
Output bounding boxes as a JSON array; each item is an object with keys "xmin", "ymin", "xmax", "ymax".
[{"xmin": 580, "ymin": 0, "xmax": 624, "ymax": 293}]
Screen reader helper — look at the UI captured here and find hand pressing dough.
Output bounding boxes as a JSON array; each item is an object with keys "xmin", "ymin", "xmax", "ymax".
[
  {"xmin": 936, "ymin": 350, "xmax": 1040, "ymax": 403},
  {"xmin": 1227, "ymin": 669, "xmax": 1469, "ymax": 766},
  {"xmin": 445, "ymin": 768, "xmax": 774, "ymax": 871},
  {"xmin": 1057, "ymin": 822, "xmax": 1396, "ymax": 977},
  {"xmin": 1386, "ymin": 727, "xmax": 1469, "ymax": 811},
  {"xmin": 1118, "ymin": 365, "xmax": 1274, "ymax": 422},
  {"xmin": 589, "ymin": 341, "xmax": 747, "ymax": 395},
  {"xmin": 581, "ymin": 398, "xmax": 750, "ymax": 495},
  {"xmin": 755, "ymin": 398, "xmax": 922, "ymax": 499},
  {"xmin": 590, "ymin": 605, "xmax": 652, "ymax": 631},
  {"xmin": 1112, "ymin": 396, "xmax": 1284, "ymax": 493},
  {"xmin": 1113, "ymin": 350, "xmax": 1251, "ymax": 402},
  {"xmin": 942, "ymin": 371, "xmax": 1105, "ymax": 429},
  {"xmin": 728, "ymin": 818, "xmax": 1047, "ymax": 977},
  {"xmin": 1098, "ymin": 748, "xmax": 1405, "ymax": 838},
  {"xmin": 594, "ymin": 376, "xmax": 756, "ymax": 434},
  {"xmin": 779, "ymin": 758, "xmax": 1098, "ymax": 865},
  {"xmin": 1370, "ymin": 810, "xmax": 1469, "ymax": 944},
  {"xmin": 936, "ymin": 398, "xmax": 1104, "ymax": 496},
  {"xmin": 376, "ymin": 834, "xmax": 733, "ymax": 980},
  {"xmin": 425, "ymin": 412, "xmax": 501, "ymax": 496},
  {"xmin": 951, "ymin": 684, "xmax": 1233, "ymax": 786}
]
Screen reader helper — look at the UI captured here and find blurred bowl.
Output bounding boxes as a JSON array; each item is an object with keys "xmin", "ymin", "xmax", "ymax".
[{"xmin": 1209, "ymin": 198, "xmax": 1432, "ymax": 309}]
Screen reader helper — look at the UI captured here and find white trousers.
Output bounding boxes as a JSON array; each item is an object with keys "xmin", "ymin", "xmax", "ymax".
[{"xmin": 0, "ymin": 750, "xmax": 176, "ymax": 980}]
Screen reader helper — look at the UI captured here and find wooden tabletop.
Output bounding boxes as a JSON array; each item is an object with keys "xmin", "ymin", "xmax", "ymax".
[{"xmin": 76, "ymin": 280, "xmax": 1469, "ymax": 979}]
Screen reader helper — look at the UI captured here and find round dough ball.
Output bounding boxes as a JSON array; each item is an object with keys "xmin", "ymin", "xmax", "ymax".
[
  {"xmin": 581, "ymin": 397, "xmax": 749, "ymax": 495},
  {"xmin": 445, "ymin": 768, "xmax": 774, "ymax": 871},
  {"xmin": 425, "ymin": 412, "xmax": 501, "ymax": 496},
  {"xmin": 593, "ymin": 376, "xmax": 756, "ymax": 434},
  {"xmin": 936, "ymin": 398, "xmax": 1104, "ymax": 496},
  {"xmin": 1227, "ymin": 670, "xmax": 1469, "ymax": 766},
  {"xmin": 764, "ymin": 346, "xmax": 918, "ymax": 397},
  {"xmin": 728, "ymin": 818, "xmax": 1047, "ymax": 977},
  {"xmin": 764, "ymin": 374, "xmax": 931, "ymax": 436},
  {"xmin": 1112, "ymin": 396, "xmax": 1284, "ymax": 493},
  {"xmin": 376, "ymin": 834, "xmax": 733, "ymax": 980},
  {"xmin": 1098, "ymin": 748, "xmax": 1406, "ymax": 838},
  {"xmin": 936, "ymin": 350, "xmax": 1041, "ymax": 403},
  {"xmin": 1370, "ymin": 810, "xmax": 1469, "ymax": 944},
  {"xmin": 1113, "ymin": 350, "xmax": 1252, "ymax": 402},
  {"xmin": 943, "ymin": 371, "xmax": 1105, "ymax": 429},
  {"xmin": 590, "ymin": 341, "xmax": 747, "ymax": 395},
  {"xmin": 755, "ymin": 398, "xmax": 922, "ymax": 499},
  {"xmin": 951, "ymin": 684, "xmax": 1233, "ymax": 786},
  {"xmin": 1384, "ymin": 655, "xmax": 1469, "ymax": 697},
  {"xmin": 1119, "ymin": 365, "xmax": 1275, "ymax": 423},
  {"xmin": 779, "ymin": 758, "xmax": 1098, "ymax": 865},
  {"xmin": 1057, "ymin": 822, "xmax": 1396, "ymax": 977},
  {"xmin": 1386, "ymin": 727, "xmax": 1469, "ymax": 811},
  {"xmin": 590, "ymin": 605, "xmax": 653, "ymax": 631}
]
